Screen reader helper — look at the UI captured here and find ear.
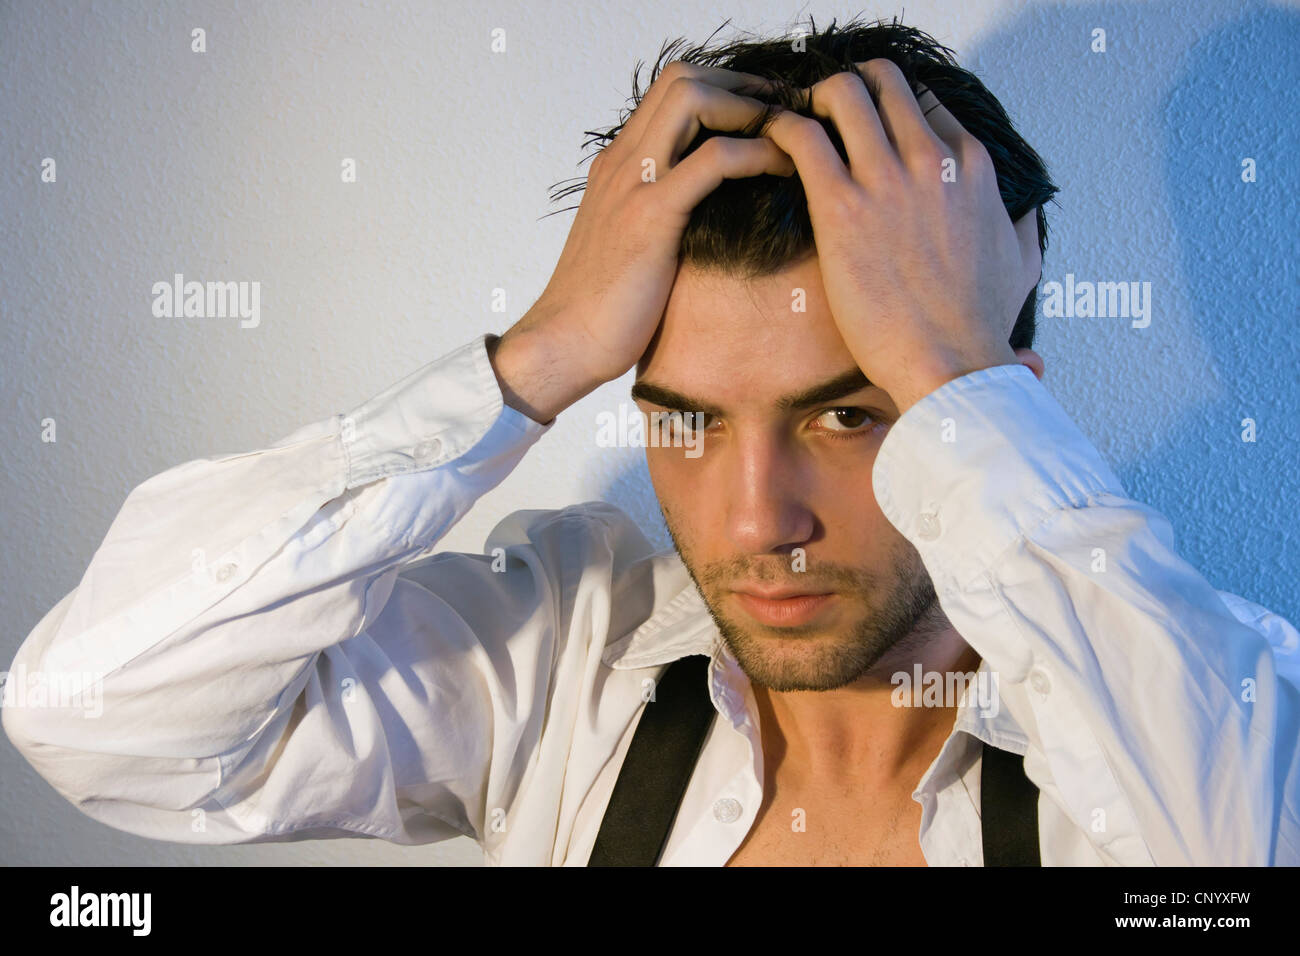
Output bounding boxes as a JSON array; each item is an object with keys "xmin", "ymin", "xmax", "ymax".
[{"xmin": 1013, "ymin": 346, "xmax": 1045, "ymax": 381}]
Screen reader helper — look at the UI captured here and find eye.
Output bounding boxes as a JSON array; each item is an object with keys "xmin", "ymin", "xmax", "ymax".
[
  {"xmin": 656, "ymin": 410, "xmax": 715, "ymax": 440},
  {"xmin": 812, "ymin": 407, "xmax": 885, "ymax": 437},
  {"xmin": 677, "ymin": 410, "xmax": 715, "ymax": 436}
]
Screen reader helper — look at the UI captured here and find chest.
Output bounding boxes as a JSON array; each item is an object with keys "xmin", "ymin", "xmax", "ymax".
[{"xmin": 724, "ymin": 783, "xmax": 929, "ymax": 866}]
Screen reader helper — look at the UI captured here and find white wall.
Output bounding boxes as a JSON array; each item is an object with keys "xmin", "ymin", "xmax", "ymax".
[{"xmin": 2, "ymin": 0, "xmax": 1296, "ymax": 865}]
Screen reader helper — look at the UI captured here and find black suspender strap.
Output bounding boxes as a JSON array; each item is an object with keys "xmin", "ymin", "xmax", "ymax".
[
  {"xmin": 979, "ymin": 739, "xmax": 1042, "ymax": 866},
  {"xmin": 587, "ymin": 654, "xmax": 715, "ymax": 867},
  {"xmin": 588, "ymin": 654, "xmax": 1041, "ymax": 866}
]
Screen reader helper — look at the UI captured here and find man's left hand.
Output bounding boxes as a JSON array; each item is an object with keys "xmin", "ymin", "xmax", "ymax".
[{"xmin": 762, "ymin": 59, "xmax": 1042, "ymax": 413}]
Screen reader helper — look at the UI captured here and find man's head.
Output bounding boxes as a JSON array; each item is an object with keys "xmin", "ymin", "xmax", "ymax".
[
  {"xmin": 633, "ymin": 255, "xmax": 964, "ymax": 692},
  {"xmin": 574, "ymin": 15, "xmax": 1059, "ymax": 348},
  {"xmin": 610, "ymin": 17, "xmax": 1058, "ymax": 692}
]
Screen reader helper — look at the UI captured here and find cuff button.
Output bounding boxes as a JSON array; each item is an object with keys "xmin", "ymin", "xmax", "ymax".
[
  {"xmin": 413, "ymin": 437, "xmax": 443, "ymax": 465},
  {"xmin": 1029, "ymin": 667, "xmax": 1052, "ymax": 696}
]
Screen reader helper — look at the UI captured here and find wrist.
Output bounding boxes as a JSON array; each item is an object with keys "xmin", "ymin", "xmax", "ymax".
[
  {"xmin": 487, "ymin": 321, "xmax": 604, "ymax": 425},
  {"xmin": 885, "ymin": 344, "xmax": 1019, "ymax": 414}
]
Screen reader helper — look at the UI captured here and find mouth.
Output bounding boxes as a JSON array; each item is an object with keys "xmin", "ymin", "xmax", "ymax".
[{"xmin": 731, "ymin": 588, "xmax": 836, "ymax": 627}]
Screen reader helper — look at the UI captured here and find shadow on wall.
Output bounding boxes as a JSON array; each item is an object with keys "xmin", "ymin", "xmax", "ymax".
[
  {"xmin": 1149, "ymin": 5, "xmax": 1299, "ymax": 621},
  {"xmin": 593, "ymin": 2, "xmax": 1299, "ymax": 621}
]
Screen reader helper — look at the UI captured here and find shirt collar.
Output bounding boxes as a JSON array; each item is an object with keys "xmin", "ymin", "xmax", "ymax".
[
  {"xmin": 601, "ymin": 552, "xmax": 1030, "ymax": 752},
  {"xmin": 602, "ymin": 571, "xmax": 719, "ymax": 669}
]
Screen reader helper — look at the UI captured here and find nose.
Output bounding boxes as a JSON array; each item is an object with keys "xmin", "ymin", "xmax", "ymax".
[{"xmin": 724, "ymin": 430, "xmax": 816, "ymax": 556}]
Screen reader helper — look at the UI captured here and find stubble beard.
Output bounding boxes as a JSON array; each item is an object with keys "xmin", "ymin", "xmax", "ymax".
[{"xmin": 664, "ymin": 516, "xmax": 947, "ymax": 693}]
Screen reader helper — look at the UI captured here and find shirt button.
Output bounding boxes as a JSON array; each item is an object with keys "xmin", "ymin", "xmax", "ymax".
[
  {"xmin": 917, "ymin": 511, "xmax": 941, "ymax": 540},
  {"xmin": 215, "ymin": 562, "xmax": 237, "ymax": 582},
  {"xmin": 413, "ymin": 437, "xmax": 443, "ymax": 465},
  {"xmin": 1029, "ymin": 667, "xmax": 1051, "ymax": 695},
  {"xmin": 957, "ymin": 856, "xmax": 970, "ymax": 867},
  {"xmin": 712, "ymin": 798, "xmax": 742, "ymax": 824}
]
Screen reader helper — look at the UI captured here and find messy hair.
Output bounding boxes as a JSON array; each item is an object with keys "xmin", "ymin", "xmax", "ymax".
[{"xmin": 551, "ymin": 15, "xmax": 1059, "ymax": 349}]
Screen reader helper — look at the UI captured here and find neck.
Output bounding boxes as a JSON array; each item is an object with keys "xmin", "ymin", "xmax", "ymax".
[{"xmin": 752, "ymin": 624, "xmax": 980, "ymax": 789}]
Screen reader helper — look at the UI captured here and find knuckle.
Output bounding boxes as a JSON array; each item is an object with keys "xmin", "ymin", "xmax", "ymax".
[
  {"xmin": 697, "ymin": 135, "xmax": 728, "ymax": 158},
  {"xmin": 959, "ymin": 134, "xmax": 994, "ymax": 170},
  {"xmin": 857, "ymin": 58, "xmax": 904, "ymax": 82},
  {"xmin": 820, "ymin": 187, "xmax": 867, "ymax": 224},
  {"xmin": 761, "ymin": 109, "xmax": 823, "ymax": 154},
  {"xmin": 819, "ymin": 70, "xmax": 866, "ymax": 98},
  {"xmin": 911, "ymin": 139, "xmax": 950, "ymax": 169},
  {"xmin": 700, "ymin": 135, "xmax": 746, "ymax": 165},
  {"xmin": 785, "ymin": 112, "xmax": 823, "ymax": 137},
  {"xmin": 663, "ymin": 74, "xmax": 703, "ymax": 109},
  {"xmin": 656, "ymin": 60, "xmax": 694, "ymax": 87}
]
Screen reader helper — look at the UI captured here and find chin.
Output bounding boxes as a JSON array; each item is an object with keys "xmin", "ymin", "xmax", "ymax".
[{"xmin": 716, "ymin": 618, "xmax": 888, "ymax": 693}]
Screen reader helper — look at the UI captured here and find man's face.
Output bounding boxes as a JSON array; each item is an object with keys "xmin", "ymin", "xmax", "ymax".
[{"xmin": 633, "ymin": 254, "xmax": 946, "ymax": 693}]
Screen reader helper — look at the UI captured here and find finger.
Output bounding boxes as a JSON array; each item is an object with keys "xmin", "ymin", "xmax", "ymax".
[
  {"xmin": 803, "ymin": 71, "xmax": 897, "ymax": 188},
  {"xmin": 913, "ymin": 81, "xmax": 972, "ymax": 156},
  {"xmin": 759, "ymin": 109, "xmax": 856, "ymax": 216},
  {"xmin": 616, "ymin": 61, "xmax": 776, "ymax": 154},
  {"xmin": 855, "ymin": 59, "xmax": 950, "ymax": 165},
  {"xmin": 635, "ymin": 79, "xmax": 779, "ymax": 176},
  {"xmin": 659, "ymin": 135, "xmax": 796, "ymax": 212}
]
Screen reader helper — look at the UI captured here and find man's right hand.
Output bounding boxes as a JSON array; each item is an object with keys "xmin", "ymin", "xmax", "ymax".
[{"xmin": 488, "ymin": 61, "xmax": 794, "ymax": 424}]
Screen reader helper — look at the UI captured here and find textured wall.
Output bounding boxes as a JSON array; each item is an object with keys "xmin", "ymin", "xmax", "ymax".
[{"xmin": 2, "ymin": 0, "xmax": 1295, "ymax": 866}]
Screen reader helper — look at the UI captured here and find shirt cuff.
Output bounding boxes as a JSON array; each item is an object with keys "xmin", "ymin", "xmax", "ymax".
[
  {"xmin": 871, "ymin": 364, "xmax": 1127, "ymax": 594},
  {"xmin": 341, "ymin": 333, "xmax": 550, "ymax": 488}
]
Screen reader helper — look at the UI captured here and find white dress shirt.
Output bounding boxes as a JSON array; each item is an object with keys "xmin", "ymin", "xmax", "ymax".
[{"xmin": 4, "ymin": 333, "xmax": 1298, "ymax": 866}]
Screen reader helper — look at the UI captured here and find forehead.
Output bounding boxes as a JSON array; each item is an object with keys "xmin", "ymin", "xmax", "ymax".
[{"xmin": 637, "ymin": 255, "xmax": 859, "ymax": 401}]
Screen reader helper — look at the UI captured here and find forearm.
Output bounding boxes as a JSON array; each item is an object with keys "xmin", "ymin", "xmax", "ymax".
[
  {"xmin": 487, "ymin": 304, "xmax": 609, "ymax": 425},
  {"xmin": 2, "ymin": 335, "xmax": 550, "ymax": 840},
  {"xmin": 873, "ymin": 363, "xmax": 1300, "ymax": 864}
]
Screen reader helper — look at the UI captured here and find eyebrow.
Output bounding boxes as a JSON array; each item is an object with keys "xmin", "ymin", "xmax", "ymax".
[{"xmin": 630, "ymin": 368, "xmax": 874, "ymax": 417}]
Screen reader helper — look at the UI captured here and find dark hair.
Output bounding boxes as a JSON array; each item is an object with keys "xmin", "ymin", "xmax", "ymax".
[{"xmin": 551, "ymin": 15, "xmax": 1059, "ymax": 350}]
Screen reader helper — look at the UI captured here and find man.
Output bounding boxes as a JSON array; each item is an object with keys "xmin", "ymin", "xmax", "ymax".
[{"xmin": 4, "ymin": 18, "xmax": 1298, "ymax": 866}]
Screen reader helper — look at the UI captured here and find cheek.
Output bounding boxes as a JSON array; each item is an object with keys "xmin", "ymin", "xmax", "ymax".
[
  {"xmin": 815, "ymin": 442, "xmax": 889, "ymax": 510},
  {"xmin": 820, "ymin": 474, "xmax": 898, "ymax": 544},
  {"xmin": 645, "ymin": 451, "xmax": 712, "ymax": 541},
  {"xmin": 645, "ymin": 451, "xmax": 696, "ymax": 511},
  {"xmin": 796, "ymin": 439, "xmax": 909, "ymax": 557}
]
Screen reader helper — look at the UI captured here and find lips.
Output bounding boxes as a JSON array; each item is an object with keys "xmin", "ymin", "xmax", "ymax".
[
  {"xmin": 735, "ymin": 587, "xmax": 831, "ymax": 600},
  {"xmin": 731, "ymin": 588, "xmax": 836, "ymax": 627}
]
